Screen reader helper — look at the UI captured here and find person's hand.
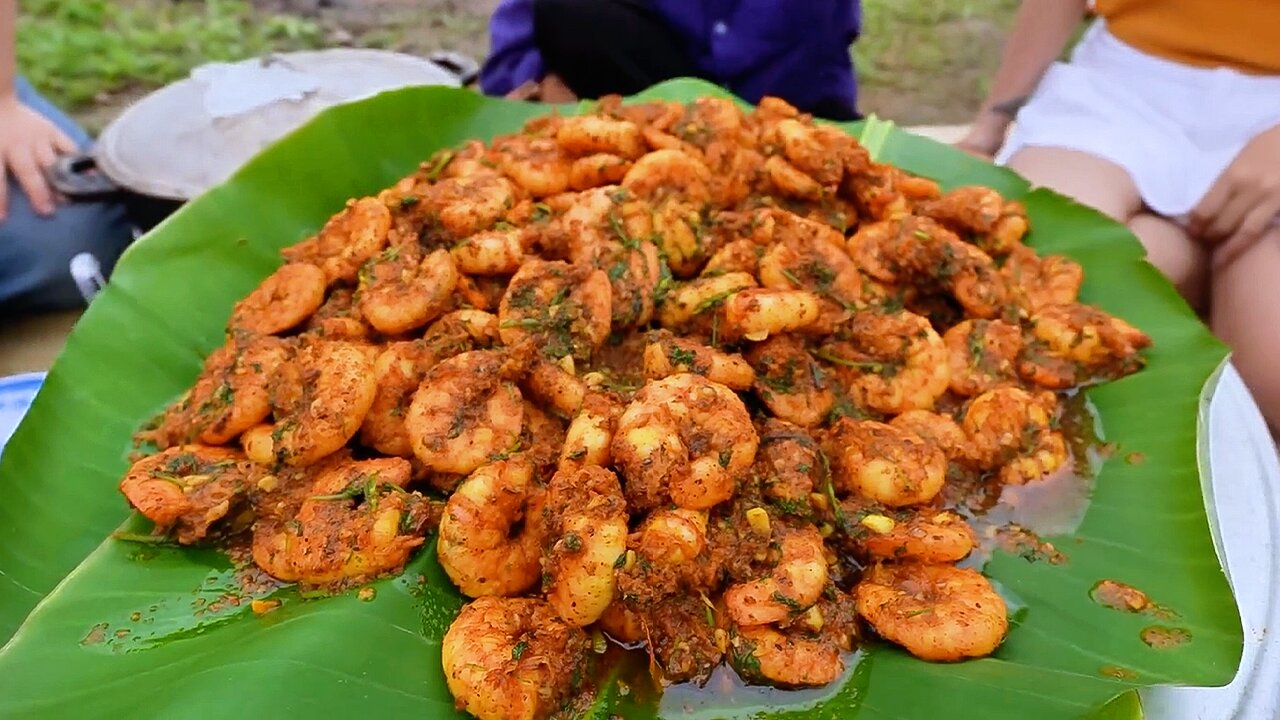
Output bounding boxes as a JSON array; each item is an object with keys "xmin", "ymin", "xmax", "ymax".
[
  {"xmin": 0, "ymin": 94, "xmax": 78, "ymax": 220},
  {"xmin": 1189, "ymin": 123, "xmax": 1280, "ymax": 247},
  {"xmin": 501, "ymin": 74, "xmax": 578, "ymax": 104},
  {"xmin": 505, "ymin": 80, "xmax": 541, "ymax": 101},
  {"xmin": 537, "ymin": 74, "xmax": 576, "ymax": 103},
  {"xmin": 955, "ymin": 111, "xmax": 1011, "ymax": 159}
]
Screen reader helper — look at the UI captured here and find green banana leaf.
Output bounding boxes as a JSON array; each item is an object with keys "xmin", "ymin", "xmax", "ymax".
[{"xmin": 0, "ymin": 79, "xmax": 1241, "ymax": 719}]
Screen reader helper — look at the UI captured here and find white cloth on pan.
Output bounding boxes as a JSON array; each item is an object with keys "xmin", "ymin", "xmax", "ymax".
[{"xmin": 996, "ymin": 21, "xmax": 1280, "ymax": 220}]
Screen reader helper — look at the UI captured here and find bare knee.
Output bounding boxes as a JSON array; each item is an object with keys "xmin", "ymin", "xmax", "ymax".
[
  {"xmin": 1211, "ymin": 228, "xmax": 1280, "ymax": 431},
  {"xmin": 1004, "ymin": 146, "xmax": 1142, "ymax": 222},
  {"xmin": 1127, "ymin": 213, "xmax": 1209, "ymax": 311}
]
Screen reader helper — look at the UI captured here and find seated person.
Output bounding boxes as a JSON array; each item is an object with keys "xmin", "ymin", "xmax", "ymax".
[
  {"xmin": 479, "ymin": 0, "xmax": 863, "ymax": 120},
  {"xmin": 958, "ymin": 0, "xmax": 1280, "ymax": 430},
  {"xmin": 1, "ymin": 2, "xmax": 133, "ymax": 316}
]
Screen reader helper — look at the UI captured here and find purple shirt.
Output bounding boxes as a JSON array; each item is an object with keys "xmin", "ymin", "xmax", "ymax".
[{"xmin": 480, "ymin": 0, "xmax": 861, "ymax": 114}]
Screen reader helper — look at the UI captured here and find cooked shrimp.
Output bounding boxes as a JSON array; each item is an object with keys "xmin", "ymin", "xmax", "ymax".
[
  {"xmin": 518, "ymin": 400, "xmax": 566, "ymax": 479},
  {"xmin": 251, "ymin": 457, "xmax": 433, "ymax": 584},
  {"xmin": 768, "ymin": 118, "xmax": 845, "ymax": 186},
  {"xmin": 642, "ymin": 594, "xmax": 726, "ymax": 684},
  {"xmin": 847, "ymin": 216, "xmax": 1007, "ymax": 318},
  {"xmin": 1020, "ymin": 303, "xmax": 1151, "ymax": 387},
  {"xmin": 119, "ymin": 445, "xmax": 256, "ymax": 544},
  {"xmin": 558, "ymin": 393, "xmax": 621, "ymax": 470},
  {"xmin": 988, "ymin": 200, "xmax": 1030, "ymax": 254},
  {"xmin": 495, "ymin": 135, "xmax": 572, "ymax": 197},
  {"xmin": 144, "ymin": 335, "xmax": 287, "ymax": 448},
  {"xmin": 643, "ymin": 329, "xmax": 754, "ymax": 390},
  {"xmin": 543, "ymin": 466, "xmax": 628, "ymax": 626},
  {"xmin": 650, "ymin": 196, "xmax": 712, "ymax": 277},
  {"xmin": 817, "ymin": 310, "xmax": 950, "ymax": 414},
  {"xmin": 725, "ymin": 526, "xmax": 828, "ymax": 625},
  {"xmin": 657, "ymin": 271, "xmax": 757, "ymax": 331},
  {"xmin": 722, "ymin": 289, "xmax": 822, "ymax": 342},
  {"xmin": 1001, "ymin": 245, "xmax": 1083, "ymax": 313},
  {"xmin": 826, "ymin": 418, "xmax": 946, "ymax": 507},
  {"xmin": 427, "ymin": 308, "xmax": 503, "ymax": 353},
  {"xmin": 616, "ymin": 507, "xmax": 709, "ymax": 605},
  {"xmin": 282, "ymin": 196, "xmax": 391, "ymax": 284},
  {"xmin": 943, "ymin": 318, "xmax": 1023, "ymax": 397},
  {"xmin": 960, "ymin": 387, "xmax": 1057, "ymax": 469},
  {"xmin": 841, "ymin": 161, "xmax": 911, "ymax": 222},
  {"xmin": 756, "ymin": 419, "xmax": 820, "ymax": 508},
  {"xmin": 755, "ymin": 209, "xmax": 865, "ymax": 330},
  {"xmin": 499, "ymin": 260, "xmax": 612, "ymax": 361},
  {"xmin": 227, "ymin": 263, "xmax": 326, "ymax": 336},
  {"xmin": 427, "ymin": 174, "xmax": 519, "ymax": 239},
  {"xmin": 524, "ymin": 358, "xmax": 588, "ymax": 417},
  {"xmin": 558, "ymin": 189, "xmax": 665, "ymax": 326},
  {"xmin": 1000, "ymin": 429, "xmax": 1068, "ymax": 485},
  {"xmin": 856, "ymin": 509, "xmax": 977, "ymax": 563},
  {"xmin": 598, "ymin": 599, "xmax": 646, "ymax": 645},
  {"xmin": 437, "ymin": 457, "xmax": 545, "ymax": 597},
  {"xmin": 568, "ymin": 153, "xmax": 632, "ymax": 191},
  {"xmin": 889, "ymin": 409, "xmax": 978, "ymax": 466},
  {"xmin": 855, "ymin": 563, "xmax": 1008, "ymax": 662},
  {"xmin": 703, "ymin": 238, "xmax": 762, "ymax": 276},
  {"xmin": 745, "ymin": 336, "xmax": 834, "ymax": 428},
  {"xmin": 622, "ymin": 148, "xmax": 712, "ymax": 203},
  {"xmin": 357, "ymin": 241, "xmax": 459, "ymax": 335},
  {"xmin": 451, "ymin": 227, "xmax": 526, "ymax": 276},
  {"xmin": 441, "ymin": 597, "xmax": 589, "ymax": 720},
  {"xmin": 360, "ymin": 340, "xmax": 440, "ymax": 457},
  {"xmin": 557, "ymin": 115, "xmax": 646, "ymax": 159},
  {"xmin": 914, "ymin": 186, "xmax": 1004, "ymax": 238},
  {"xmin": 730, "ymin": 624, "xmax": 843, "ymax": 688},
  {"xmin": 557, "ymin": 185, "xmax": 621, "ymax": 256},
  {"xmin": 303, "ymin": 287, "xmax": 371, "ymax": 341},
  {"xmin": 261, "ymin": 340, "xmax": 378, "ymax": 467},
  {"xmin": 612, "ymin": 373, "xmax": 758, "ymax": 511},
  {"xmin": 763, "ymin": 155, "xmax": 823, "ymax": 200},
  {"xmin": 406, "ymin": 349, "xmax": 526, "ymax": 476}
]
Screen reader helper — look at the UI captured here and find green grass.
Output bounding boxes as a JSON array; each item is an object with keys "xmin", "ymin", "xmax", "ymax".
[
  {"xmin": 855, "ymin": 0, "xmax": 1018, "ymax": 123},
  {"xmin": 16, "ymin": 0, "xmax": 325, "ymax": 112},
  {"xmin": 855, "ymin": 0, "xmax": 1018, "ymax": 86}
]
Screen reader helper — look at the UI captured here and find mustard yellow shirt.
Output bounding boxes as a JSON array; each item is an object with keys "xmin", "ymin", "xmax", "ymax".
[{"xmin": 1095, "ymin": 0, "xmax": 1280, "ymax": 75}]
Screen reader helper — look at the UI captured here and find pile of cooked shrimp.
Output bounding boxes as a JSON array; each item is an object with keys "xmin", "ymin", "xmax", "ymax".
[{"xmin": 118, "ymin": 95, "xmax": 1150, "ymax": 719}]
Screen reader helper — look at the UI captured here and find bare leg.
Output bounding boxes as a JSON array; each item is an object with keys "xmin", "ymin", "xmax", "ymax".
[
  {"xmin": 1211, "ymin": 227, "xmax": 1280, "ymax": 432},
  {"xmin": 1005, "ymin": 147, "xmax": 1143, "ymax": 221},
  {"xmin": 1006, "ymin": 147, "xmax": 1208, "ymax": 308},
  {"xmin": 1128, "ymin": 213, "xmax": 1209, "ymax": 312}
]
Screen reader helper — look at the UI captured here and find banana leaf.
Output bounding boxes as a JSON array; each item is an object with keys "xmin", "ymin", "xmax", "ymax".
[{"xmin": 0, "ymin": 79, "xmax": 1241, "ymax": 719}]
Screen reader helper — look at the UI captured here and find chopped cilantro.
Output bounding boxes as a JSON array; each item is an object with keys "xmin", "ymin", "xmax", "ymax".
[
  {"xmin": 693, "ymin": 288, "xmax": 739, "ymax": 315},
  {"xmin": 512, "ymin": 640, "xmax": 529, "ymax": 661},
  {"xmin": 424, "ymin": 149, "xmax": 455, "ymax": 181},
  {"xmin": 668, "ymin": 346, "xmax": 697, "ymax": 367},
  {"xmin": 771, "ymin": 591, "xmax": 803, "ymax": 612}
]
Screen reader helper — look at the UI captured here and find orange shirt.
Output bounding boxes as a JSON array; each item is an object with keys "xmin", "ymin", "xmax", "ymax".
[{"xmin": 1095, "ymin": 0, "xmax": 1280, "ymax": 75}]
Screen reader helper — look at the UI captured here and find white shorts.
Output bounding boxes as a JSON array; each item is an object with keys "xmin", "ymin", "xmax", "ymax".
[{"xmin": 996, "ymin": 21, "xmax": 1280, "ymax": 219}]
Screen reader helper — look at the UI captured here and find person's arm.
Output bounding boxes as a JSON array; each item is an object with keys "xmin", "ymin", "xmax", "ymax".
[
  {"xmin": 0, "ymin": 0, "xmax": 15, "ymax": 101},
  {"xmin": 0, "ymin": 0, "xmax": 77, "ymax": 219},
  {"xmin": 478, "ymin": 0, "xmax": 546, "ymax": 97},
  {"xmin": 957, "ymin": 0, "xmax": 1090, "ymax": 157}
]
